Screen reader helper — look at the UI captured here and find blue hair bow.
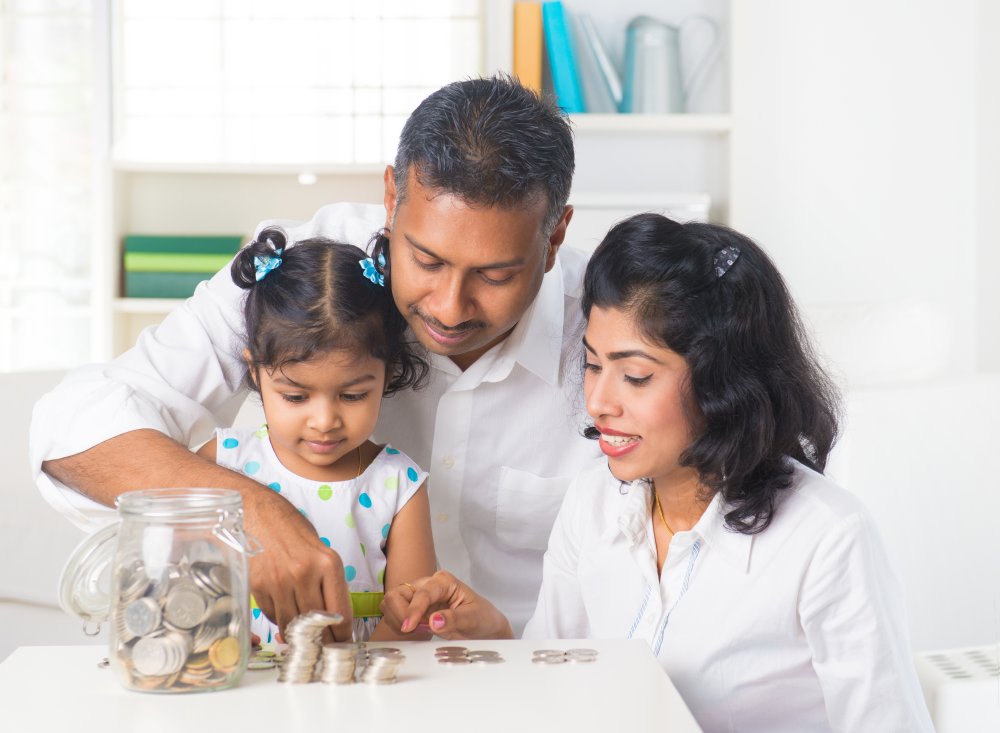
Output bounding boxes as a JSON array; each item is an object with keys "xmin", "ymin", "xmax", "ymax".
[
  {"xmin": 359, "ymin": 252, "xmax": 386, "ymax": 287},
  {"xmin": 254, "ymin": 249, "xmax": 283, "ymax": 281}
]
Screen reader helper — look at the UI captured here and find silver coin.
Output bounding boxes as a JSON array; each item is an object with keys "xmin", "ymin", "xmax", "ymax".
[
  {"xmin": 438, "ymin": 656, "xmax": 471, "ymax": 665},
  {"xmin": 123, "ymin": 597, "xmax": 163, "ymax": 637},
  {"xmin": 436, "ymin": 646, "xmax": 468, "ymax": 653},
  {"xmin": 532, "ymin": 655, "xmax": 565, "ymax": 665},
  {"xmin": 565, "ymin": 648, "xmax": 599, "ymax": 656},
  {"xmin": 532, "ymin": 649, "xmax": 565, "ymax": 657},
  {"xmin": 467, "ymin": 650, "xmax": 502, "ymax": 659},
  {"xmin": 162, "ymin": 583, "xmax": 208, "ymax": 629},
  {"xmin": 472, "ymin": 657, "xmax": 504, "ymax": 664}
]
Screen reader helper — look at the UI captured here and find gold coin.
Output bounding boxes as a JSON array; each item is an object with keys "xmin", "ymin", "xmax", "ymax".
[{"xmin": 208, "ymin": 636, "xmax": 242, "ymax": 671}]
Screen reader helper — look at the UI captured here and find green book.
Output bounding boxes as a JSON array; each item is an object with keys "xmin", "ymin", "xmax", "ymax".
[
  {"xmin": 124, "ymin": 252, "xmax": 234, "ymax": 273},
  {"xmin": 123, "ymin": 234, "xmax": 244, "ymax": 255},
  {"xmin": 125, "ymin": 271, "xmax": 216, "ymax": 299}
]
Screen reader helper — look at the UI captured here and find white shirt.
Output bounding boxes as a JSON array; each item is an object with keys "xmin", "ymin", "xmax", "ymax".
[
  {"xmin": 523, "ymin": 460, "xmax": 935, "ymax": 733},
  {"xmin": 30, "ymin": 201, "xmax": 603, "ymax": 635}
]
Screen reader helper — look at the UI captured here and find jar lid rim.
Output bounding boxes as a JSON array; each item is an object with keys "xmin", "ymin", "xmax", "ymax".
[{"xmin": 116, "ymin": 488, "xmax": 242, "ymax": 517}]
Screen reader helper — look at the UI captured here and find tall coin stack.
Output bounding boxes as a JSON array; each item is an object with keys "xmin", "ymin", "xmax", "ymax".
[{"xmin": 277, "ymin": 611, "xmax": 345, "ymax": 683}]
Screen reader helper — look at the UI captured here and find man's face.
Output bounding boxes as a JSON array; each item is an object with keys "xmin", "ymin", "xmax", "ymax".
[{"xmin": 383, "ymin": 166, "xmax": 571, "ymax": 371}]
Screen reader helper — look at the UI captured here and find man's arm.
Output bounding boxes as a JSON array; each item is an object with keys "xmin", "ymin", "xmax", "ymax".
[{"xmin": 44, "ymin": 429, "xmax": 353, "ymax": 640}]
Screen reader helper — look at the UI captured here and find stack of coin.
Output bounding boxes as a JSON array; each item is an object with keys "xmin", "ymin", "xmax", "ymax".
[
  {"xmin": 359, "ymin": 647, "xmax": 405, "ymax": 684},
  {"xmin": 318, "ymin": 642, "xmax": 362, "ymax": 684},
  {"xmin": 276, "ymin": 610, "xmax": 345, "ymax": 683},
  {"xmin": 531, "ymin": 648, "xmax": 600, "ymax": 664},
  {"xmin": 112, "ymin": 557, "xmax": 248, "ymax": 692},
  {"xmin": 434, "ymin": 646, "xmax": 506, "ymax": 665}
]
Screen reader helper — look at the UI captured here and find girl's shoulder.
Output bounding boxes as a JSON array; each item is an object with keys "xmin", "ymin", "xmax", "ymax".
[{"xmin": 366, "ymin": 444, "xmax": 428, "ymax": 486}]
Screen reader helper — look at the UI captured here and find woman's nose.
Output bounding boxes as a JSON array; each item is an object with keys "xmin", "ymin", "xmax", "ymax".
[{"xmin": 585, "ymin": 374, "xmax": 621, "ymax": 420}]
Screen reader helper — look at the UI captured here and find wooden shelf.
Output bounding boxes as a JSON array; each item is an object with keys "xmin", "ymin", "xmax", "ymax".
[{"xmin": 569, "ymin": 114, "xmax": 731, "ymax": 134}]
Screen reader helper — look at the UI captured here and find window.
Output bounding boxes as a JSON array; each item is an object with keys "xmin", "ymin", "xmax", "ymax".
[{"xmin": 114, "ymin": 0, "xmax": 484, "ymax": 165}]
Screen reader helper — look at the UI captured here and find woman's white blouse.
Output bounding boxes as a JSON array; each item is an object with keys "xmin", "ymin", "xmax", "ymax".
[{"xmin": 523, "ymin": 460, "xmax": 934, "ymax": 732}]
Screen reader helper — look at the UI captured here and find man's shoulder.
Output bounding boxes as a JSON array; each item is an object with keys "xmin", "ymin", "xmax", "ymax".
[{"xmin": 259, "ymin": 202, "xmax": 385, "ymax": 249}]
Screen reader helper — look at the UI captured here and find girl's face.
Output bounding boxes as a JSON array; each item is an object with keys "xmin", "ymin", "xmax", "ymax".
[
  {"xmin": 253, "ymin": 349, "xmax": 387, "ymax": 481},
  {"xmin": 584, "ymin": 306, "xmax": 701, "ymax": 491}
]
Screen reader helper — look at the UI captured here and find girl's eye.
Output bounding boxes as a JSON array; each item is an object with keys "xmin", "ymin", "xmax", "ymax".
[
  {"xmin": 282, "ymin": 393, "xmax": 307, "ymax": 403},
  {"xmin": 342, "ymin": 392, "xmax": 370, "ymax": 402},
  {"xmin": 624, "ymin": 374, "xmax": 652, "ymax": 386}
]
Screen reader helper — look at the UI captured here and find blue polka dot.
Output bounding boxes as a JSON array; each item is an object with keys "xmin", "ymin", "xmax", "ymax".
[
  {"xmin": 299, "ymin": 508, "xmax": 308, "ymax": 519},
  {"xmin": 252, "ymin": 607, "xmax": 261, "ymax": 619},
  {"xmin": 406, "ymin": 467, "xmax": 418, "ymax": 482},
  {"xmin": 268, "ymin": 482, "xmax": 281, "ymax": 493},
  {"xmin": 222, "ymin": 438, "xmax": 239, "ymax": 449},
  {"xmin": 381, "ymin": 523, "xmax": 390, "ymax": 539},
  {"xmin": 320, "ymin": 537, "xmax": 331, "ymax": 547},
  {"xmin": 344, "ymin": 565, "xmax": 357, "ymax": 582},
  {"xmin": 385, "ymin": 447, "xmax": 400, "ymax": 455},
  {"xmin": 244, "ymin": 461, "xmax": 260, "ymax": 476},
  {"xmin": 359, "ymin": 493, "xmax": 372, "ymax": 509}
]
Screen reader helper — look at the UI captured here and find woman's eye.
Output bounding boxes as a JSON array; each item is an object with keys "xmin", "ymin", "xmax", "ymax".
[
  {"xmin": 624, "ymin": 374, "xmax": 652, "ymax": 386},
  {"xmin": 583, "ymin": 361, "xmax": 601, "ymax": 374}
]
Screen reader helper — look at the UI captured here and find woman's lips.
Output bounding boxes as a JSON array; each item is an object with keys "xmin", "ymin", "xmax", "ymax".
[{"xmin": 597, "ymin": 429, "xmax": 641, "ymax": 458}]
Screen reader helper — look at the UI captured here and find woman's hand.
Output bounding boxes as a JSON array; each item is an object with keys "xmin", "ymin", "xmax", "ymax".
[{"xmin": 380, "ymin": 571, "xmax": 514, "ymax": 640}]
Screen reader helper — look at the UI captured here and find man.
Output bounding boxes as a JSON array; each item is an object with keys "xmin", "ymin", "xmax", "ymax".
[{"xmin": 32, "ymin": 75, "xmax": 602, "ymax": 637}]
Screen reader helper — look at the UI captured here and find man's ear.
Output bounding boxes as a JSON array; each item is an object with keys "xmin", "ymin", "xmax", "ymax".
[
  {"xmin": 383, "ymin": 165, "xmax": 397, "ymax": 230},
  {"xmin": 544, "ymin": 205, "xmax": 573, "ymax": 272}
]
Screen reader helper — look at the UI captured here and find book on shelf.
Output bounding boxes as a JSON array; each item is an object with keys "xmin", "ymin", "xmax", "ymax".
[
  {"xmin": 541, "ymin": 1, "xmax": 585, "ymax": 114},
  {"xmin": 575, "ymin": 13, "xmax": 621, "ymax": 113},
  {"xmin": 513, "ymin": 2, "xmax": 543, "ymax": 92},
  {"xmin": 122, "ymin": 234, "xmax": 243, "ymax": 299}
]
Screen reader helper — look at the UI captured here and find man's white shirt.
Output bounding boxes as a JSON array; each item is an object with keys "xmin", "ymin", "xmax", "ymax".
[{"xmin": 30, "ymin": 202, "xmax": 603, "ymax": 634}]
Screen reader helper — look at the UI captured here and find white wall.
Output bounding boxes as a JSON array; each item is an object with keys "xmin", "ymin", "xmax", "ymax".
[{"xmin": 729, "ymin": 0, "xmax": 998, "ymax": 651}]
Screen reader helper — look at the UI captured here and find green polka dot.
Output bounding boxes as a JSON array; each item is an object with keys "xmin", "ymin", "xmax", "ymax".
[
  {"xmin": 384, "ymin": 476, "xmax": 398, "ymax": 491},
  {"xmin": 377, "ymin": 568, "xmax": 385, "ymax": 585},
  {"xmin": 317, "ymin": 484, "xmax": 333, "ymax": 501},
  {"xmin": 360, "ymin": 542, "xmax": 366, "ymax": 556},
  {"xmin": 345, "ymin": 513, "xmax": 356, "ymax": 529}
]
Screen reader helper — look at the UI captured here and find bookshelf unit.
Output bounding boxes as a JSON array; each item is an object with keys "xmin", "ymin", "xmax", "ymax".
[{"xmin": 105, "ymin": 0, "xmax": 732, "ymax": 356}]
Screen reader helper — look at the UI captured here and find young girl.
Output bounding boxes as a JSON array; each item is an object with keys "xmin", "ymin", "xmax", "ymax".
[
  {"xmin": 197, "ymin": 227, "xmax": 435, "ymax": 643},
  {"xmin": 384, "ymin": 214, "xmax": 934, "ymax": 731}
]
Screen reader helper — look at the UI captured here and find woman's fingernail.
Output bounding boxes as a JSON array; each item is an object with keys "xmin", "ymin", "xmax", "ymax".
[{"xmin": 430, "ymin": 613, "xmax": 445, "ymax": 630}]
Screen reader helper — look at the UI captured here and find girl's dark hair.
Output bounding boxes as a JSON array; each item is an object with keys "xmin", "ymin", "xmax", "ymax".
[
  {"xmin": 582, "ymin": 213, "xmax": 840, "ymax": 534},
  {"xmin": 231, "ymin": 227, "xmax": 427, "ymax": 396}
]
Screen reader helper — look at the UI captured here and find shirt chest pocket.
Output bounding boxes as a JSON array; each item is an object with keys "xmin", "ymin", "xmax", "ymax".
[{"xmin": 495, "ymin": 467, "xmax": 573, "ymax": 552}]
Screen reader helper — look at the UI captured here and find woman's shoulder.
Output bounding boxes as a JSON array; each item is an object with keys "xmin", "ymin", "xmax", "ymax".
[{"xmin": 774, "ymin": 459, "xmax": 877, "ymax": 534}]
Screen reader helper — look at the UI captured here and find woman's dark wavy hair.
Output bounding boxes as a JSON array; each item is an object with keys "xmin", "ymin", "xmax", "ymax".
[
  {"xmin": 582, "ymin": 213, "xmax": 840, "ymax": 534},
  {"xmin": 231, "ymin": 227, "xmax": 427, "ymax": 396}
]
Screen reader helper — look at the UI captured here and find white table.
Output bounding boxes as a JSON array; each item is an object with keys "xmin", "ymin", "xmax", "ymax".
[{"xmin": 0, "ymin": 640, "xmax": 701, "ymax": 732}]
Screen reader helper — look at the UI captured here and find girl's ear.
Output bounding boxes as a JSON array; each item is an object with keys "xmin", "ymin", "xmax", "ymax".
[{"xmin": 243, "ymin": 348, "xmax": 258, "ymax": 389}]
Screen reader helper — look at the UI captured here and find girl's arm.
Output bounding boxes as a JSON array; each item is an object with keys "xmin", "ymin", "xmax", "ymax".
[{"xmin": 371, "ymin": 484, "xmax": 437, "ymax": 640}]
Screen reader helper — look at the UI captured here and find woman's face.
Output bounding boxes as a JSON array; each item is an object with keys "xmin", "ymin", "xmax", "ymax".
[{"xmin": 583, "ymin": 306, "xmax": 701, "ymax": 490}]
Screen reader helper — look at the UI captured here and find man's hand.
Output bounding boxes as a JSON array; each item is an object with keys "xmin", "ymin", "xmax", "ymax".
[
  {"xmin": 380, "ymin": 570, "xmax": 514, "ymax": 640},
  {"xmin": 43, "ymin": 428, "xmax": 354, "ymax": 640},
  {"xmin": 241, "ymin": 486, "xmax": 353, "ymax": 640}
]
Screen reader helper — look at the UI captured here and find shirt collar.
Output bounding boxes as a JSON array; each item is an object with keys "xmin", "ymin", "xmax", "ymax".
[{"xmin": 617, "ymin": 482, "xmax": 753, "ymax": 574}]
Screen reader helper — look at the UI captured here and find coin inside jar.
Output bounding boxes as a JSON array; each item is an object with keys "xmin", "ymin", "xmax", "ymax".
[
  {"xmin": 123, "ymin": 597, "xmax": 163, "ymax": 637},
  {"xmin": 162, "ymin": 582, "xmax": 209, "ymax": 629}
]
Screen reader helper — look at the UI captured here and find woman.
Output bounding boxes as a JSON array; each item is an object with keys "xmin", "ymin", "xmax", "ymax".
[{"xmin": 382, "ymin": 214, "xmax": 934, "ymax": 732}]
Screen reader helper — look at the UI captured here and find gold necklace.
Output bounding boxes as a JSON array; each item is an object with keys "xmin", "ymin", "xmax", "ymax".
[
  {"xmin": 356, "ymin": 446, "xmax": 363, "ymax": 478},
  {"xmin": 653, "ymin": 490, "xmax": 675, "ymax": 536}
]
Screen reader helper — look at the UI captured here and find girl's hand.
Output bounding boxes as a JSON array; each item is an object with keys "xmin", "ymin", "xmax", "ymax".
[{"xmin": 380, "ymin": 571, "xmax": 514, "ymax": 640}]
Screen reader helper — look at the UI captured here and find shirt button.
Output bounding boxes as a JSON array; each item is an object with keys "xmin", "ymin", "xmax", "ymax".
[
  {"xmin": 442, "ymin": 456, "xmax": 455, "ymax": 469},
  {"xmin": 436, "ymin": 513, "xmax": 449, "ymax": 523}
]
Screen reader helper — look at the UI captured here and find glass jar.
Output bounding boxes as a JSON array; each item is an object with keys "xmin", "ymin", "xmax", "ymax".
[{"xmin": 60, "ymin": 488, "xmax": 260, "ymax": 693}]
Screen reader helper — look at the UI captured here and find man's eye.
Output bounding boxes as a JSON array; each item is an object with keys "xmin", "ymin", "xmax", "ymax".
[{"xmin": 480, "ymin": 271, "xmax": 515, "ymax": 286}]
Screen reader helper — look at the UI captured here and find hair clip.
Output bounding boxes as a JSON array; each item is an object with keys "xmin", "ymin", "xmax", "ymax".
[
  {"xmin": 359, "ymin": 252, "xmax": 386, "ymax": 287},
  {"xmin": 713, "ymin": 246, "xmax": 741, "ymax": 278},
  {"xmin": 254, "ymin": 249, "xmax": 283, "ymax": 282}
]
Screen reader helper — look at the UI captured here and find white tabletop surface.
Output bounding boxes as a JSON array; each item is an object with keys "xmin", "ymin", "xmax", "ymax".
[{"xmin": 0, "ymin": 640, "xmax": 701, "ymax": 732}]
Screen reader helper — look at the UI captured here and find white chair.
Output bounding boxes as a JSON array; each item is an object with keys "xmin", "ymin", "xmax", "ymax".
[
  {"xmin": 0, "ymin": 370, "xmax": 106, "ymax": 661},
  {"xmin": 915, "ymin": 645, "xmax": 1000, "ymax": 731}
]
